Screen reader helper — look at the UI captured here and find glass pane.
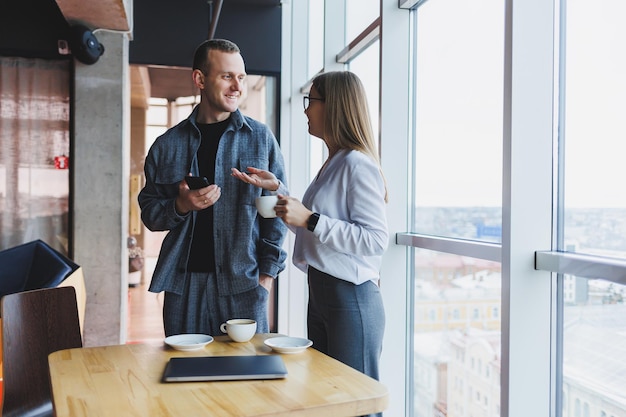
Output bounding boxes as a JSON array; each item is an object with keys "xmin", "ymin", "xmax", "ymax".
[
  {"xmin": 562, "ymin": 277, "xmax": 626, "ymax": 415},
  {"xmin": 309, "ymin": 135, "xmax": 325, "ymax": 182},
  {"xmin": 348, "ymin": 40, "xmax": 380, "ymax": 151},
  {"xmin": 147, "ymin": 97, "xmax": 167, "ymax": 106},
  {"xmin": 0, "ymin": 57, "xmax": 70, "ymax": 255},
  {"xmin": 308, "ymin": 0, "xmax": 325, "ymax": 78},
  {"xmin": 413, "ymin": 249, "xmax": 502, "ymax": 416},
  {"xmin": 346, "ymin": 0, "xmax": 379, "ymax": 42},
  {"xmin": 146, "ymin": 104, "xmax": 168, "ymax": 126},
  {"xmin": 413, "ymin": 0, "xmax": 504, "ymax": 242},
  {"xmin": 240, "ymin": 75, "xmax": 269, "ymax": 124},
  {"xmin": 562, "ymin": 1, "xmax": 626, "ymax": 256},
  {"xmin": 145, "ymin": 126, "xmax": 167, "ymax": 153},
  {"xmin": 174, "ymin": 95, "xmax": 199, "ymax": 125}
]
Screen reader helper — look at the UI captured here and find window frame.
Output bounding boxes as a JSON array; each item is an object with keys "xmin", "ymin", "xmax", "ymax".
[{"xmin": 395, "ymin": 0, "xmax": 556, "ymax": 416}]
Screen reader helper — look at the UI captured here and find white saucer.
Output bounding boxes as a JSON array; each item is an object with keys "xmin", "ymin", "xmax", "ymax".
[
  {"xmin": 164, "ymin": 334, "xmax": 214, "ymax": 351},
  {"xmin": 264, "ymin": 336, "xmax": 312, "ymax": 354}
]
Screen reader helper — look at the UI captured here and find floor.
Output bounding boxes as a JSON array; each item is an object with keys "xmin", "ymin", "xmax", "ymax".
[{"xmin": 127, "ymin": 257, "xmax": 165, "ymax": 345}]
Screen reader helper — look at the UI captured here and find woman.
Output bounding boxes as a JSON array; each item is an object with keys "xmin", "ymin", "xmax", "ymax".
[{"xmin": 233, "ymin": 71, "xmax": 389, "ymax": 402}]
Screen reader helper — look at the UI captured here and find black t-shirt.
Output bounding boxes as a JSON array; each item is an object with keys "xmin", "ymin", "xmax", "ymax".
[{"xmin": 186, "ymin": 117, "xmax": 230, "ymax": 272}]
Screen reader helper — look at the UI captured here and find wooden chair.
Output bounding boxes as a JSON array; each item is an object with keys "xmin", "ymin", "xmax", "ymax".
[{"xmin": 1, "ymin": 286, "xmax": 83, "ymax": 417}]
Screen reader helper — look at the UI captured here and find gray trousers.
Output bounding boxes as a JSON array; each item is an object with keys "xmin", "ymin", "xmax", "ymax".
[
  {"xmin": 307, "ymin": 266, "xmax": 385, "ymax": 417},
  {"xmin": 163, "ymin": 271, "xmax": 269, "ymax": 337}
]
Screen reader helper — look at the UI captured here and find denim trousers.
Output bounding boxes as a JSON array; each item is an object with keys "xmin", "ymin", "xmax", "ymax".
[{"xmin": 307, "ymin": 266, "xmax": 385, "ymax": 417}]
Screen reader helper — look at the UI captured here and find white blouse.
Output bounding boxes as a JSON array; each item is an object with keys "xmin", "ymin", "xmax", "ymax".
[{"xmin": 291, "ymin": 149, "xmax": 389, "ymax": 285}]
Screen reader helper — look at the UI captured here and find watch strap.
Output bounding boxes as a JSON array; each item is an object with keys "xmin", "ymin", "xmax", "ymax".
[{"xmin": 307, "ymin": 212, "xmax": 320, "ymax": 232}]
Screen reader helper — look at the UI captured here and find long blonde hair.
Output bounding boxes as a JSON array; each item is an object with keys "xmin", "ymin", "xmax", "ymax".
[{"xmin": 311, "ymin": 71, "xmax": 389, "ymax": 202}]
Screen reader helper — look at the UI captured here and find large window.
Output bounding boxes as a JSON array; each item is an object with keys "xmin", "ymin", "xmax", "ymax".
[
  {"xmin": 285, "ymin": 1, "xmax": 626, "ymax": 415},
  {"xmin": 0, "ymin": 57, "xmax": 71, "ymax": 256},
  {"xmin": 408, "ymin": 3, "xmax": 505, "ymax": 412},
  {"xmin": 413, "ymin": 0, "xmax": 504, "ymax": 242},
  {"xmin": 348, "ymin": 39, "xmax": 380, "ymax": 149},
  {"xmin": 562, "ymin": 278, "xmax": 626, "ymax": 417},
  {"xmin": 308, "ymin": 0, "xmax": 324, "ymax": 78},
  {"xmin": 557, "ymin": 1, "xmax": 626, "ymax": 415},
  {"xmin": 562, "ymin": 1, "xmax": 626, "ymax": 256},
  {"xmin": 404, "ymin": 0, "xmax": 626, "ymax": 416},
  {"xmin": 346, "ymin": 0, "xmax": 379, "ymax": 41},
  {"xmin": 414, "ymin": 249, "xmax": 501, "ymax": 417}
]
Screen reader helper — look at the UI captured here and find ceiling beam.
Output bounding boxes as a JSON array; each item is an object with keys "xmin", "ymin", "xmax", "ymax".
[
  {"xmin": 56, "ymin": 0, "xmax": 131, "ymax": 32},
  {"xmin": 208, "ymin": 0, "xmax": 223, "ymax": 40}
]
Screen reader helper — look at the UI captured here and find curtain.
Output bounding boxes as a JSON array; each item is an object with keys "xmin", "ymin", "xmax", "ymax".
[{"xmin": 0, "ymin": 57, "xmax": 70, "ymax": 255}]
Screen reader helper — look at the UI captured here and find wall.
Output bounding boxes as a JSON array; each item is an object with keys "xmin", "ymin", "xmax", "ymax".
[{"xmin": 73, "ymin": 31, "xmax": 130, "ymax": 346}]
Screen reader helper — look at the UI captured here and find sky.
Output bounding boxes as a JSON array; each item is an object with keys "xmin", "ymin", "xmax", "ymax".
[
  {"xmin": 308, "ymin": 0, "xmax": 626, "ymax": 209},
  {"xmin": 413, "ymin": 0, "xmax": 626, "ymax": 209}
]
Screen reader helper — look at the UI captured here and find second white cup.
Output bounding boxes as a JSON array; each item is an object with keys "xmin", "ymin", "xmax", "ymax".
[
  {"xmin": 255, "ymin": 195, "xmax": 278, "ymax": 218},
  {"xmin": 220, "ymin": 318, "xmax": 257, "ymax": 342}
]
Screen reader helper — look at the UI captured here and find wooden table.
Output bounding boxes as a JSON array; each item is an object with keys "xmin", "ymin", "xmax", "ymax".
[{"xmin": 48, "ymin": 334, "xmax": 388, "ymax": 416}]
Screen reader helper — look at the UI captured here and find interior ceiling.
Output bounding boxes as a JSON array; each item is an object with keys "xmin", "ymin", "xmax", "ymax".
[
  {"xmin": 56, "ymin": 0, "xmax": 131, "ymax": 32},
  {"xmin": 130, "ymin": 66, "xmax": 200, "ymax": 106},
  {"xmin": 56, "ymin": 0, "xmax": 198, "ymax": 104},
  {"xmin": 147, "ymin": 67, "xmax": 198, "ymax": 100},
  {"xmin": 55, "ymin": 0, "xmax": 282, "ymax": 32},
  {"xmin": 57, "ymin": 0, "xmax": 281, "ymax": 105}
]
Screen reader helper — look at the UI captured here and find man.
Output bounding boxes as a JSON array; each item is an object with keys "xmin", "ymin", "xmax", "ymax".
[{"xmin": 138, "ymin": 39, "xmax": 287, "ymax": 337}]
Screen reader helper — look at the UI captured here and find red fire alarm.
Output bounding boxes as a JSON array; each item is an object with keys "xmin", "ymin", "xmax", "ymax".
[{"xmin": 54, "ymin": 155, "xmax": 69, "ymax": 169}]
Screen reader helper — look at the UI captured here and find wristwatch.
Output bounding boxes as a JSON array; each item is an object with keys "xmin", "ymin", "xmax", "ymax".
[{"xmin": 307, "ymin": 212, "xmax": 320, "ymax": 232}]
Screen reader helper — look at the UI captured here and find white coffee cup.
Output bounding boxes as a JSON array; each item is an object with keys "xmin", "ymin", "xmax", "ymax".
[
  {"xmin": 220, "ymin": 318, "xmax": 257, "ymax": 342},
  {"xmin": 255, "ymin": 195, "xmax": 278, "ymax": 218}
]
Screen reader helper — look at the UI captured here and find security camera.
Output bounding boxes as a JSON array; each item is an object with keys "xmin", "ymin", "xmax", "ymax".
[{"xmin": 68, "ymin": 24, "xmax": 105, "ymax": 65}]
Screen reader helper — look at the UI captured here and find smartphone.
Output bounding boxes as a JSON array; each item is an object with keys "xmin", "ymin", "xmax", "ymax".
[{"xmin": 185, "ymin": 176, "xmax": 210, "ymax": 190}]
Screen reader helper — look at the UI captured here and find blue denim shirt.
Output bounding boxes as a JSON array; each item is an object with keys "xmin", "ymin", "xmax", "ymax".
[{"xmin": 138, "ymin": 108, "xmax": 288, "ymax": 296}]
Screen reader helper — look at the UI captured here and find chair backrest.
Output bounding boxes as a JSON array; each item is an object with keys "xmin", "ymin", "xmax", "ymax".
[
  {"xmin": 1, "ymin": 286, "xmax": 83, "ymax": 417},
  {"xmin": 0, "ymin": 240, "xmax": 79, "ymax": 301}
]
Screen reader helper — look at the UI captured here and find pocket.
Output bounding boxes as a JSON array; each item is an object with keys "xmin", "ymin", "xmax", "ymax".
[
  {"xmin": 238, "ymin": 158, "xmax": 270, "ymax": 204},
  {"xmin": 155, "ymin": 163, "xmax": 188, "ymax": 186},
  {"xmin": 154, "ymin": 164, "xmax": 187, "ymax": 198},
  {"xmin": 238, "ymin": 158, "xmax": 269, "ymax": 173}
]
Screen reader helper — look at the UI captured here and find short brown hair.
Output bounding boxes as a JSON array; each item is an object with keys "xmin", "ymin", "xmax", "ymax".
[{"xmin": 192, "ymin": 39, "xmax": 241, "ymax": 72}]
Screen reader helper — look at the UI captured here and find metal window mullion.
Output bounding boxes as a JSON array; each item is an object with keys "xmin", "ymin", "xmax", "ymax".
[
  {"xmin": 336, "ymin": 18, "xmax": 381, "ymax": 64},
  {"xmin": 535, "ymin": 251, "xmax": 626, "ymax": 286},
  {"xmin": 396, "ymin": 232, "xmax": 501, "ymax": 262}
]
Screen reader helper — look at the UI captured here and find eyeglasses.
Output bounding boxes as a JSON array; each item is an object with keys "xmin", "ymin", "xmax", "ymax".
[{"xmin": 303, "ymin": 95, "xmax": 325, "ymax": 109}]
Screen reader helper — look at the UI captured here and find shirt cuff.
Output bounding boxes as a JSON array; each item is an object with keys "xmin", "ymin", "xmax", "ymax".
[{"xmin": 270, "ymin": 179, "xmax": 289, "ymax": 196}]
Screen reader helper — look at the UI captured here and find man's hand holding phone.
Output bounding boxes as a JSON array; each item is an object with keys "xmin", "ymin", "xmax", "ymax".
[
  {"xmin": 175, "ymin": 175, "xmax": 221, "ymax": 215},
  {"xmin": 185, "ymin": 176, "xmax": 210, "ymax": 190}
]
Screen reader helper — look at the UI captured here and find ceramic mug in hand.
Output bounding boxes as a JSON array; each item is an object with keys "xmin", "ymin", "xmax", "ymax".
[
  {"xmin": 255, "ymin": 195, "xmax": 278, "ymax": 218},
  {"xmin": 220, "ymin": 318, "xmax": 257, "ymax": 342}
]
